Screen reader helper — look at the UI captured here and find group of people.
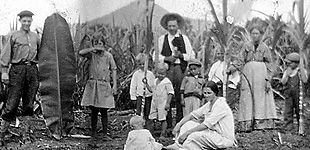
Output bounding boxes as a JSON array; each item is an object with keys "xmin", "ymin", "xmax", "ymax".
[
  {"xmin": 0, "ymin": 9, "xmax": 307, "ymax": 150},
  {"xmin": 123, "ymin": 13, "xmax": 308, "ymax": 150}
]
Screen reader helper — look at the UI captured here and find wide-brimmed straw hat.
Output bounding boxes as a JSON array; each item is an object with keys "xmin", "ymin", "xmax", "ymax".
[{"xmin": 160, "ymin": 13, "xmax": 185, "ymax": 30}]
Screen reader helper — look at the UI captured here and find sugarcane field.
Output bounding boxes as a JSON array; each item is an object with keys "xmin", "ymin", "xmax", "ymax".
[{"xmin": 1, "ymin": 0, "xmax": 310, "ymax": 149}]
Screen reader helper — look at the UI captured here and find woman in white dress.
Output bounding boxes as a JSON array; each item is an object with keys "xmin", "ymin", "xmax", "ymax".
[{"xmin": 166, "ymin": 81, "xmax": 236, "ymax": 150}]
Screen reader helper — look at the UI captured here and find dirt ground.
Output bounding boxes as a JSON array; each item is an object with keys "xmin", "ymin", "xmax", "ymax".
[{"xmin": 1, "ymin": 98, "xmax": 310, "ymax": 150}]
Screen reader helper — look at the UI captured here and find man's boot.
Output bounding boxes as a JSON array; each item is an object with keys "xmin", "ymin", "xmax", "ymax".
[{"xmin": 0, "ymin": 119, "xmax": 10, "ymax": 146}]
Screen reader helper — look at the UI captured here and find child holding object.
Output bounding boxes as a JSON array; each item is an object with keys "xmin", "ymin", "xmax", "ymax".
[
  {"xmin": 130, "ymin": 53, "xmax": 156, "ymax": 130},
  {"xmin": 124, "ymin": 115, "xmax": 163, "ymax": 150}
]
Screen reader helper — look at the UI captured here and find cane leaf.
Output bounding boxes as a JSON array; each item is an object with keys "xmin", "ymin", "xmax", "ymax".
[{"xmin": 39, "ymin": 13, "xmax": 76, "ymax": 137}]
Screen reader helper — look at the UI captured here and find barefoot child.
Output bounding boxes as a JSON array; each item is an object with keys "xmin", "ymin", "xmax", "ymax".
[
  {"xmin": 146, "ymin": 63, "xmax": 174, "ymax": 139},
  {"xmin": 281, "ymin": 52, "xmax": 308, "ymax": 132},
  {"xmin": 124, "ymin": 115, "xmax": 163, "ymax": 150}
]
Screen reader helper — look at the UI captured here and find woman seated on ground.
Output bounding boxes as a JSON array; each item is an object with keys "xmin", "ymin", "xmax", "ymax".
[{"xmin": 165, "ymin": 81, "xmax": 236, "ymax": 150}]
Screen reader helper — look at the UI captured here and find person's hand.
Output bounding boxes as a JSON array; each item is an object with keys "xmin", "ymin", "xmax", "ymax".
[
  {"xmin": 181, "ymin": 99, "xmax": 185, "ymax": 107},
  {"xmin": 164, "ymin": 103, "xmax": 170, "ymax": 111},
  {"xmin": 142, "ymin": 77, "xmax": 147, "ymax": 84},
  {"xmin": 174, "ymin": 51, "xmax": 183, "ymax": 59},
  {"xmin": 1, "ymin": 73, "xmax": 9, "ymax": 85},
  {"xmin": 164, "ymin": 56, "xmax": 176, "ymax": 63},
  {"xmin": 178, "ymin": 132, "xmax": 190, "ymax": 145}
]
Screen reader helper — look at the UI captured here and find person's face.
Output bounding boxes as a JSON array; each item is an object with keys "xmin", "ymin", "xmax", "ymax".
[
  {"xmin": 138, "ymin": 62, "xmax": 144, "ymax": 70},
  {"xmin": 20, "ymin": 16, "xmax": 32, "ymax": 31},
  {"xmin": 288, "ymin": 61, "xmax": 298, "ymax": 69},
  {"xmin": 189, "ymin": 65, "xmax": 200, "ymax": 75},
  {"xmin": 157, "ymin": 70, "xmax": 166, "ymax": 80},
  {"xmin": 250, "ymin": 28, "xmax": 261, "ymax": 42},
  {"xmin": 202, "ymin": 87, "xmax": 216, "ymax": 103},
  {"xmin": 216, "ymin": 52, "xmax": 224, "ymax": 61},
  {"xmin": 167, "ymin": 20, "xmax": 179, "ymax": 35}
]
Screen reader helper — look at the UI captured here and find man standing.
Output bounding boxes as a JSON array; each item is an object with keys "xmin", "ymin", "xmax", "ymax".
[
  {"xmin": 154, "ymin": 13, "xmax": 195, "ymax": 127},
  {"xmin": 0, "ymin": 10, "xmax": 40, "ymax": 145}
]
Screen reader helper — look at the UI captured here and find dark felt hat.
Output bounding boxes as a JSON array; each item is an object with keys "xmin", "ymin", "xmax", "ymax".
[
  {"xmin": 188, "ymin": 59, "xmax": 202, "ymax": 67},
  {"xmin": 160, "ymin": 13, "xmax": 185, "ymax": 30},
  {"xmin": 18, "ymin": 10, "xmax": 34, "ymax": 18}
]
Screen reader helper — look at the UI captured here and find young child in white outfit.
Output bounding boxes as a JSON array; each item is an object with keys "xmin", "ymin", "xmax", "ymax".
[
  {"xmin": 147, "ymin": 63, "xmax": 174, "ymax": 139},
  {"xmin": 124, "ymin": 115, "xmax": 163, "ymax": 150}
]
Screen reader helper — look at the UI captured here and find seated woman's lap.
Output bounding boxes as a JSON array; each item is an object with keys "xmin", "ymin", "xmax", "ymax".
[{"xmin": 177, "ymin": 121, "xmax": 233, "ymax": 149}]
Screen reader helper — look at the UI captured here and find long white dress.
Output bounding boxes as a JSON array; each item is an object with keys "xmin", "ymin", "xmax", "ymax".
[{"xmin": 175, "ymin": 97, "xmax": 236, "ymax": 150}]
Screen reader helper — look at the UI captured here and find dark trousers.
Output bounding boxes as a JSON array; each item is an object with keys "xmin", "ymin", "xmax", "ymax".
[
  {"xmin": 136, "ymin": 96, "xmax": 152, "ymax": 130},
  {"xmin": 166, "ymin": 64, "xmax": 184, "ymax": 127},
  {"xmin": 283, "ymin": 89, "xmax": 300, "ymax": 130},
  {"xmin": 1, "ymin": 64, "xmax": 39, "ymax": 122},
  {"xmin": 90, "ymin": 106, "xmax": 108, "ymax": 136}
]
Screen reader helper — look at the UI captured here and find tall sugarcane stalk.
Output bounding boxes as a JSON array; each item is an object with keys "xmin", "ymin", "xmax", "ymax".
[
  {"xmin": 298, "ymin": 71, "xmax": 305, "ymax": 135},
  {"xmin": 141, "ymin": 0, "xmax": 155, "ymax": 117}
]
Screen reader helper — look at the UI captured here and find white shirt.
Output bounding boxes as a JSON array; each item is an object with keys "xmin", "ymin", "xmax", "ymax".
[
  {"xmin": 154, "ymin": 32, "xmax": 195, "ymax": 64},
  {"xmin": 124, "ymin": 129, "xmax": 163, "ymax": 150},
  {"xmin": 130, "ymin": 69, "xmax": 156, "ymax": 100},
  {"xmin": 208, "ymin": 61, "xmax": 240, "ymax": 89}
]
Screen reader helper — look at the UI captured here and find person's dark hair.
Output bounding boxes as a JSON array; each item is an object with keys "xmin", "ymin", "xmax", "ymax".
[
  {"xmin": 91, "ymin": 33, "xmax": 106, "ymax": 46},
  {"xmin": 202, "ymin": 81, "xmax": 219, "ymax": 95},
  {"xmin": 166, "ymin": 15, "xmax": 181, "ymax": 26},
  {"xmin": 249, "ymin": 25, "xmax": 264, "ymax": 34}
]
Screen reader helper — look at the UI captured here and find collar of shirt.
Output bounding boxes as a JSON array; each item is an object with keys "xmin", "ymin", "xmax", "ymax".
[
  {"xmin": 289, "ymin": 67, "xmax": 299, "ymax": 77},
  {"xmin": 19, "ymin": 28, "xmax": 30, "ymax": 34}
]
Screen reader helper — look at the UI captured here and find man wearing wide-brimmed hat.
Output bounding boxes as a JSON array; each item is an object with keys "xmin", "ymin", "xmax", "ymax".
[
  {"xmin": 0, "ymin": 10, "xmax": 40, "ymax": 146},
  {"xmin": 153, "ymin": 13, "xmax": 195, "ymax": 127}
]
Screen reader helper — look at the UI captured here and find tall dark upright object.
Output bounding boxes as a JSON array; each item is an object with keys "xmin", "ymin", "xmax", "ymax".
[{"xmin": 39, "ymin": 13, "xmax": 76, "ymax": 138}]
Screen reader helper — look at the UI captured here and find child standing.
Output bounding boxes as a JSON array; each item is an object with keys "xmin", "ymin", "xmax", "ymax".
[
  {"xmin": 124, "ymin": 115, "xmax": 163, "ymax": 150},
  {"xmin": 147, "ymin": 63, "xmax": 174, "ymax": 139},
  {"xmin": 130, "ymin": 53, "xmax": 156, "ymax": 130},
  {"xmin": 281, "ymin": 52, "xmax": 308, "ymax": 132},
  {"xmin": 180, "ymin": 59, "xmax": 205, "ymax": 116},
  {"xmin": 80, "ymin": 33, "xmax": 117, "ymax": 140}
]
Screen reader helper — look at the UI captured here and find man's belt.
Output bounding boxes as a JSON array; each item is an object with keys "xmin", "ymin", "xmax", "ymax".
[
  {"xmin": 12, "ymin": 61, "xmax": 36, "ymax": 66},
  {"xmin": 184, "ymin": 92, "xmax": 202, "ymax": 99}
]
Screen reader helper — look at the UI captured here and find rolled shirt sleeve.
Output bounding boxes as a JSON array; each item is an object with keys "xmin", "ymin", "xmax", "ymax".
[
  {"xmin": 0, "ymin": 34, "xmax": 13, "ymax": 68},
  {"xmin": 166, "ymin": 80, "xmax": 175, "ymax": 95}
]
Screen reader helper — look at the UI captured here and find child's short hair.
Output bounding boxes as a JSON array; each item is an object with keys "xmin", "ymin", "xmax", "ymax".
[
  {"xmin": 91, "ymin": 32, "xmax": 106, "ymax": 46},
  {"xmin": 157, "ymin": 62, "xmax": 168, "ymax": 73},
  {"xmin": 130, "ymin": 115, "xmax": 145, "ymax": 127}
]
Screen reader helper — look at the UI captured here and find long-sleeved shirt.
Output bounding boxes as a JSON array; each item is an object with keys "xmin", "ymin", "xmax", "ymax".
[
  {"xmin": 130, "ymin": 69, "xmax": 156, "ymax": 100},
  {"xmin": 0, "ymin": 29, "xmax": 40, "ymax": 71},
  {"xmin": 153, "ymin": 32, "xmax": 195, "ymax": 64}
]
